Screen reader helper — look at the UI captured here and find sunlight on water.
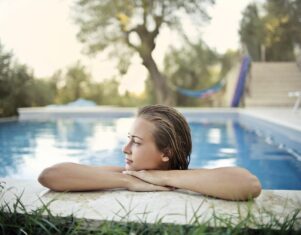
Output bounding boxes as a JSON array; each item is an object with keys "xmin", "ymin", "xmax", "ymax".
[
  {"xmin": 87, "ymin": 118, "xmax": 134, "ymax": 152},
  {"xmin": 217, "ymin": 148, "xmax": 238, "ymax": 157},
  {"xmin": 203, "ymin": 158, "xmax": 237, "ymax": 169},
  {"xmin": 115, "ymin": 118, "xmax": 135, "ymax": 141},
  {"xmin": 6, "ymin": 135, "xmax": 79, "ymax": 179},
  {"xmin": 207, "ymin": 128, "xmax": 221, "ymax": 144},
  {"xmin": 88, "ymin": 125, "xmax": 118, "ymax": 151}
]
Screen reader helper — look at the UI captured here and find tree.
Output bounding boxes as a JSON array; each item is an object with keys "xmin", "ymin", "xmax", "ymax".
[
  {"xmin": 0, "ymin": 42, "xmax": 35, "ymax": 116},
  {"xmin": 0, "ymin": 43, "xmax": 14, "ymax": 102},
  {"xmin": 56, "ymin": 61, "xmax": 92, "ymax": 103},
  {"xmin": 85, "ymin": 78, "xmax": 120, "ymax": 105},
  {"xmin": 239, "ymin": 4, "xmax": 265, "ymax": 61},
  {"xmin": 290, "ymin": 0, "xmax": 301, "ymax": 45},
  {"xmin": 263, "ymin": 0, "xmax": 301, "ymax": 61},
  {"xmin": 239, "ymin": 0, "xmax": 301, "ymax": 61},
  {"xmin": 27, "ymin": 78, "xmax": 57, "ymax": 106},
  {"xmin": 74, "ymin": 0, "xmax": 214, "ymax": 105}
]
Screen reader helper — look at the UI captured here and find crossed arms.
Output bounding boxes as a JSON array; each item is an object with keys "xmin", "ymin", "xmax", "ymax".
[{"xmin": 38, "ymin": 163, "xmax": 261, "ymax": 201}]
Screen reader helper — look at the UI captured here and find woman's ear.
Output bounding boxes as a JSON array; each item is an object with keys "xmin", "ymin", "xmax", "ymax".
[
  {"xmin": 162, "ymin": 156, "xmax": 169, "ymax": 162},
  {"xmin": 161, "ymin": 148, "xmax": 171, "ymax": 162}
]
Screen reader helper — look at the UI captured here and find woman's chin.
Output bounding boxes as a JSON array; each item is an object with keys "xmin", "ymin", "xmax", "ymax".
[{"xmin": 125, "ymin": 164, "xmax": 135, "ymax": 171}]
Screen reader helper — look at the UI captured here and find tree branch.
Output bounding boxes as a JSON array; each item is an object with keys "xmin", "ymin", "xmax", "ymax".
[
  {"xmin": 142, "ymin": 0, "xmax": 148, "ymax": 27},
  {"xmin": 124, "ymin": 31, "xmax": 141, "ymax": 54}
]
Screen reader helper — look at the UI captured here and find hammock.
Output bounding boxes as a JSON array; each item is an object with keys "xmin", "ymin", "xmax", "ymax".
[
  {"xmin": 174, "ymin": 56, "xmax": 251, "ymax": 99},
  {"xmin": 175, "ymin": 79, "xmax": 226, "ymax": 98}
]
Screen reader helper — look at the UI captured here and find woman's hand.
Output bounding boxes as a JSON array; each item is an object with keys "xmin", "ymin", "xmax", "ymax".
[
  {"xmin": 123, "ymin": 170, "xmax": 169, "ymax": 187},
  {"xmin": 125, "ymin": 173, "xmax": 170, "ymax": 192},
  {"xmin": 123, "ymin": 168, "xmax": 261, "ymax": 200}
]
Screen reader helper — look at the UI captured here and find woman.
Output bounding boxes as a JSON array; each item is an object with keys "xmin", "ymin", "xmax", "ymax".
[{"xmin": 38, "ymin": 105, "xmax": 261, "ymax": 201}]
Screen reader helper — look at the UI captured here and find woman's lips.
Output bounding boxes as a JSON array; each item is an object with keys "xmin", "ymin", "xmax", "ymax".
[{"xmin": 125, "ymin": 158, "xmax": 133, "ymax": 164}]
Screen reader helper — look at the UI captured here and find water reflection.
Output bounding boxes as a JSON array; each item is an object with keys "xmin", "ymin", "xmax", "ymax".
[
  {"xmin": 0, "ymin": 118, "xmax": 133, "ymax": 179},
  {"xmin": 203, "ymin": 159, "xmax": 237, "ymax": 168},
  {"xmin": 217, "ymin": 148, "xmax": 238, "ymax": 157},
  {"xmin": 207, "ymin": 128, "xmax": 221, "ymax": 144}
]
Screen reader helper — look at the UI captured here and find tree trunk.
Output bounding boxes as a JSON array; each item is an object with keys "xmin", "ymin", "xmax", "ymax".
[{"xmin": 141, "ymin": 53, "xmax": 174, "ymax": 105}]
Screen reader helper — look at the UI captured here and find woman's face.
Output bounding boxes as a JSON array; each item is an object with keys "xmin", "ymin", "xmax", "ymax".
[{"xmin": 123, "ymin": 117, "xmax": 166, "ymax": 171}]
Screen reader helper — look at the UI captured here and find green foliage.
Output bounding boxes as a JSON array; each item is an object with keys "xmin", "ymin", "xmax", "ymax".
[
  {"xmin": 0, "ymin": 41, "xmax": 148, "ymax": 118},
  {"xmin": 74, "ymin": 0, "xmax": 214, "ymax": 104},
  {"xmin": 0, "ymin": 44, "xmax": 12, "ymax": 99},
  {"xmin": 239, "ymin": 0, "xmax": 301, "ymax": 61},
  {"xmin": 143, "ymin": 76, "xmax": 157, "ymax": 105},
  {"xmin": 55, "ymin": 61, "xmax": 92, "ymax": 104},
  {"xmin": 239, "ymin": 4, "xmax": 265, "ymax": 61},
  {"xmin": 263, "ymin": 0, "xmax": 300, "ymax": 61},
  {"xmin": 28, "ymin": 79, "xmax": 57, "ymax": 106},
  {"xmin": 0, "ymin": 43, "xmax": 32, "ymax": 116},
  {"xmin": 51, "ymin": 62, "xmax": 148, "ymax": 107},
  {"xmin": 0, "ymin": 42, "xmax": 58, "ymax": 117},
  {"xmin": 83, "ymin": 78, "xmax": 147, "ymax": 107},
  {"xmin": 75, "ymin": 0, "xmax": 213, "ymax": 57}
]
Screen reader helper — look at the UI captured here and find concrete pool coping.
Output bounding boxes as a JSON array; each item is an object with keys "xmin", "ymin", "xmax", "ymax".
[
  {"xmin": 17, "ymin": 106, "xmax": 301, "ymax": 131},
  {"xmin": 1, "ymin": 107, "xmax": 300, "ymax": 228},
  {"xmin": 1, "ymin": 178, "xmax": 301, "ymax": 228}
]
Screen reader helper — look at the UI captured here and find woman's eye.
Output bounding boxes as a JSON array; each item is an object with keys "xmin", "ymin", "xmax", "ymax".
[
  {"xmin": 127, "ymin": 136, "xmax": 141, "ymax": 145},
  {"xmin": 133, "ymin": 140, "xmax": 141, "ymax": 145}
]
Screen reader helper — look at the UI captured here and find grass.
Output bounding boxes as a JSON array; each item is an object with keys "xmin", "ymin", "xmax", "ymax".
[{"xmin": 0, "ymin": 182, "xmax": 300, "ymax": 235}]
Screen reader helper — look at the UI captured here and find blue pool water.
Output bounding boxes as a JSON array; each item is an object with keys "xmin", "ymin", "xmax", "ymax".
[{"xmin": 0, "ymin": 117, "xmax": 301, "ymax": 190}]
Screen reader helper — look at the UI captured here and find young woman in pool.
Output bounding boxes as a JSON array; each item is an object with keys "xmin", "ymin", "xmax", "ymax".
[{"xmin": 38, "ymin": 105, "xmax": 261, "ymax": 201}]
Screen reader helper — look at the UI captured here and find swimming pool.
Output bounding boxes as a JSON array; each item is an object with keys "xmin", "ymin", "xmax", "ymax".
[{"xmin": 1, "ymin": 109, "xmax": 301, "ymax": 190}]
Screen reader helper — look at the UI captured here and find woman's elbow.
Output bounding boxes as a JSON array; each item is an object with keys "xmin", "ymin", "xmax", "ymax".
[
  {"xmin": 237, "ymin": 168, "xmax": 262, "ymax": 200},
  {"xmin": 38, "ymin": 166, "xmax": 65, "ymax": 191},
  {"xmin": 242, "ymin": 171, "xmax": 261, "ymax": 199},
  {"xmin": 250, "ymin": 175, "xmax": 262, "ymax": 198}
]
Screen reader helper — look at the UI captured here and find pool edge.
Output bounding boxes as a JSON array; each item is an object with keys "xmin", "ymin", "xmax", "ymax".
[{"xmin": 1, "ymin": 178, "xmax": 300, "ymax": 228}]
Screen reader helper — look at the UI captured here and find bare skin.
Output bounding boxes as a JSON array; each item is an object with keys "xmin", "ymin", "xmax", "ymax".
[
  {"xmin": 38, "ymin": 163, "xmax": 170, "ymax": 192},
  {"xmin": 38, "ymin": 117, "xmax": 262, "ymax": 201},
  {"xmin": 123, "ymin": 168, "xmax": 262, "ymax": 200}
]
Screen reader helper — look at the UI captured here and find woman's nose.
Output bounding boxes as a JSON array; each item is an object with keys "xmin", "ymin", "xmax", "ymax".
[{"xmin": 123, "ymin": 141, "xmax": 132, "ymax": 154}]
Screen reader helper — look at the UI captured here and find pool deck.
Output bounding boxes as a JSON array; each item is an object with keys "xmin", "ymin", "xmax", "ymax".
[
  {"xmin": 1, "ymin": 107, "xmax": 301, "ymax": 228},
  {"xmin": 241, "ymin": 107, "xmax": 301, "ymax": 132}
]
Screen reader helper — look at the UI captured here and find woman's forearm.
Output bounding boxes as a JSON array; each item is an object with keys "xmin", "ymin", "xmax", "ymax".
[
  {"xmin": 38, "ymin": 163, "xmax": 128, "ymax": 191},
  {"xmin": 38, "ymin": 163, "xmax": 171, "ymax": 192},
  {"xmin": 164, "ymin": 167, "xmax": 262, "ymax": 200}
]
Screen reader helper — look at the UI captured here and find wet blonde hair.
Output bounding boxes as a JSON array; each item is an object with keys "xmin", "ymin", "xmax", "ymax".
[{"xmin": 137, "ymin": 104, "xmax": 191, "ymax": 170}]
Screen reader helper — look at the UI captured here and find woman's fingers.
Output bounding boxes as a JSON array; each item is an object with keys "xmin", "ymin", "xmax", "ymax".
[
  {"xmin": 149, "ymin": 185, "xmax": 170, "ymax": 191},
  {"xmin": 122, "ymin": 170, "xmax": 140, "ymax": 175}
]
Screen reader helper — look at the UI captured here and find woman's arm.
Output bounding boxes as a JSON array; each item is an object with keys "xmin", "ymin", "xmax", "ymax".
[
  {"xmin": 123, "ymin": 167, "xmax": 262, "ymax": 201},
  {"xmin": 38, "ymin": 162, "xmax": 170, "ymax": 192}
]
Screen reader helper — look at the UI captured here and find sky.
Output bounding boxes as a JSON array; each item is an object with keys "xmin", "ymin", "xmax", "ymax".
[{"xmin": 0, "ymin": 0, "xmax": 261, "ymax": 94}]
